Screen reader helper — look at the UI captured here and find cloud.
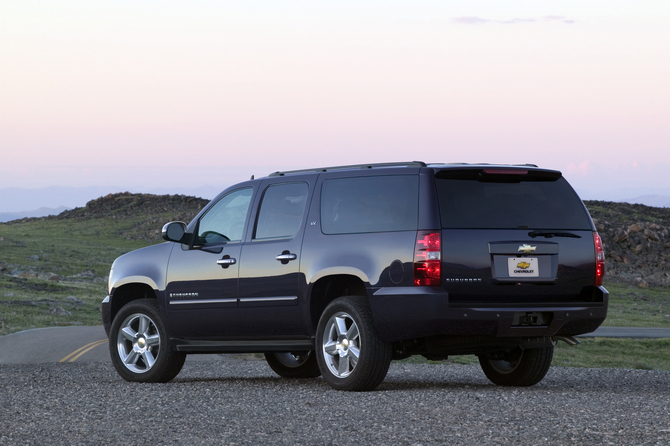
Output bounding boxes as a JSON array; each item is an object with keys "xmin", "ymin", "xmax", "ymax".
[
  {"xmin": 502, "ymin": 18, "xmax": 535, "ymax": 24},
  {"xmin": 453, "ymin": 15, "xmax": 575, "ymax": 25},
  {"xmin": 544, "ymin": 15, "xmax": 575, "ymax": 24},
  {"xmin": 452, "ymin": 16, "xmax": 490, "ymax": 25},
  {"xmin": 566, "ymin": 160, "xmax": 593, "ymax": 176}
]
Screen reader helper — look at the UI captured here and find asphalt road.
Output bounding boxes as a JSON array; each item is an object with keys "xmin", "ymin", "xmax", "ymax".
[
  {"xmin": 0, "ymin": 326, "xmax": 110, "ymax": 364},
  {"xmin": 579, "ymin": 326, "xmax": 670, "ymax": 339},
  {"xmin": 1, "ymin": 325, "xmax": 669, "ymax": 365},
  {"xmin": 0, "ymin": 326, "xmax": 227, "ymax": 365}
]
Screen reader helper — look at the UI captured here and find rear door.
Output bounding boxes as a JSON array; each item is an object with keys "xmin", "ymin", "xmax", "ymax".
[
  {"xmin": 434, "ymin": 167, "xmax": 598, "ymax": 306},
  {"xmin": 237, "ymin": 176, "xmax": 314, "ymax": 337}
]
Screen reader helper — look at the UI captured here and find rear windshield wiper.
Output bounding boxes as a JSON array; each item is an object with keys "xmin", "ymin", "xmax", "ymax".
[{"xmin": 528, "ymin": 231, "xmax": 581, "ymax": 239}]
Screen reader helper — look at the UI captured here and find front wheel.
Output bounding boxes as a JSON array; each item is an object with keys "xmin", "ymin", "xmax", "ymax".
[
  {"xmin": 264, "ymin": 352, "xmax": 321, "ymax": 378},
  {"xmin": 316, "ymin": 296, "xmax": 392, "ymax": 391},
  {"xmin": 478, "ymin": 345, "xmax": 554, "ymax": 387},
  {"xmin": 109, "ymin": 299, "xmax": 186, "ymax": 383}
]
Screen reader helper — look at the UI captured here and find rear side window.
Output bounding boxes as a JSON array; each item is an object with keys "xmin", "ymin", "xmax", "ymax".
[
  {"xmin": 255, "ymin": 182, "xmax": 309, "ymax": 239},
  {"xmin": 435, "ymin": 173, "xmax": 592, "ymax": 230},
  {"xmin": 321, "ymin": 175, "xmax": 419, "ymax": 234}
]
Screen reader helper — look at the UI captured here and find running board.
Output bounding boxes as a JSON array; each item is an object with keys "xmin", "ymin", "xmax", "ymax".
[{"xmin": 170, "ymin": 338, "xmax": 315, "ymax": 353}]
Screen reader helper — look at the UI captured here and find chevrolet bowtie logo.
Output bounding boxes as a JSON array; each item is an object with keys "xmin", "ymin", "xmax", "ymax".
[
  {"xmin": 518, "ymin": 244, "xmax": 537, "ymax": 253},
  {"xmin": 517, "ymin": 262, "xmax": 531, "ymax": 269}
]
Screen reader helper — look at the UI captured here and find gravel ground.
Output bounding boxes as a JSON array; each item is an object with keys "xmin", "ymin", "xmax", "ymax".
[{"xmin": 1, "ymin": 357, "xmax": 669, "ymax": 445}]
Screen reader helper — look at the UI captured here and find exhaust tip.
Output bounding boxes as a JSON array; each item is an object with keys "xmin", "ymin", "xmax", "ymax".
[{"xmin": 552, "ymin": 335, "xmax": 580, "ymax": 347}]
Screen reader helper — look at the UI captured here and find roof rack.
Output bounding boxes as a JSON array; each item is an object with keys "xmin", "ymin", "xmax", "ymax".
[{"xmin": 268, "ymin": 161, "xmax": 427, "ymax": 177}]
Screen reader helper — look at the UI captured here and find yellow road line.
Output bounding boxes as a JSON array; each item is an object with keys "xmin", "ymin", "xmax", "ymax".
[{"xmin": 59, "ymin": 339, "xmax": 108, "ymax": 363}]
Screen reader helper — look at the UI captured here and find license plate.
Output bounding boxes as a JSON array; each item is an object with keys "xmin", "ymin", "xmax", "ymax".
[{"xmin": 508, "ymin": 257, "xmax": 539, "ymax": 277}]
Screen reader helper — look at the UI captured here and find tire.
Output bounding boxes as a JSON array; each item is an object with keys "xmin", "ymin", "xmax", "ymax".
[
  {"xmin": 315, "ymin": 296, "xmax": 392, "ymax": 391},
  {"xmin": 109, "ymin": 299, "xmax": 186, "ymax": 383},
  {"xmin": 478, "ymin": 345, "xmax": 554, "ymax": 387},
  {"xmin": 264, "ymin": 351, "xmax": 321, "ymax": 379}
]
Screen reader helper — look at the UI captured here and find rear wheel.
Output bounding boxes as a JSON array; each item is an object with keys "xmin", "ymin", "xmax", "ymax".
[
  {"xmin": 478, "ymin": 345, "xmax": 554, "ymax": 386},
  {"xmin": 109, "ymin": 299, "xmax": 186, "ymax": 383},
  {"xmin": 264, "ymin": 352, "xmax": 321, "ymax": 378},
  {"xmin": 316, "ymin": 296, "xmax": 392, "ymax": 391}
]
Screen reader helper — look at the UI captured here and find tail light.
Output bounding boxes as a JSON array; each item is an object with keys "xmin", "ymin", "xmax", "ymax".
[
  {"xmin": 414, "ymin": 231, "xmax": 441, "ymax": 286},
  {"xmin": 594, "ymin": 232, "xmax": 605, "ymax": 286}
]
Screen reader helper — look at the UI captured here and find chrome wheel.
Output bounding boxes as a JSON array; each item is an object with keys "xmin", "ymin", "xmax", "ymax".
[
  {"xmin": 487, "ymin": 348, "xmax": 523, "ymax": 374},
  {"xmin": 116, "ymin": 312, "xmax": 161, "ymax": 374},
  {"xmin": 478, "ymin": 345, "xmax": 554, "ymax": 386},
  {"xmin": 264, "ymin": 351, "xmax": 321, "ymax": 378},
  {"xmin": 274, "ymin": 352, "xmax": 312, "ymax": 368},
  {"xmin": 321, "ymin": 311, "xmax": 360, "ymax": 378}
]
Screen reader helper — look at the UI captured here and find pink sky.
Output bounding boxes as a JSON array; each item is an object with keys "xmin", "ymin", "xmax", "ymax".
[{"xmin": 1, "ymin": 1, "xmax": 669, "ymax": 200}]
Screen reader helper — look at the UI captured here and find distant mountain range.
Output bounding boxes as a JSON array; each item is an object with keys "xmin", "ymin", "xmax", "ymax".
[
  {"xmin": 624, "ymin": 195, "xmax": 670, "ymax": 208},
  {"xmin": 0, "ymin": 185, "xmax": 224, "ymax": 222},
  {"xmin": 0, "ymin": 206, "xmax": 71, "ymax": 223},
  {"xmin": 0, "ymin": 186, "xmax": 668, "ymax": 223}
]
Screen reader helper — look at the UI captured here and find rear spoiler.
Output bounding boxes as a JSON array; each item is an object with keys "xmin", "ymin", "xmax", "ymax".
[{"xmin": 435, "ymin": 168, "xmax": 562, "ymax": 183}]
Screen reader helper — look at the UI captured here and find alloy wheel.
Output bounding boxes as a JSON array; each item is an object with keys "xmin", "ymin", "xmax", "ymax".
[{"xmin": 116, "ymin": 313, "xmax": 161, "ymax": 374}]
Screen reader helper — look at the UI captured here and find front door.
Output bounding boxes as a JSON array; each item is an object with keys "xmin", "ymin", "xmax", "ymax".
[{"xmin": 164, "ymin": 187, "xmax": 253, "ymax": 339}]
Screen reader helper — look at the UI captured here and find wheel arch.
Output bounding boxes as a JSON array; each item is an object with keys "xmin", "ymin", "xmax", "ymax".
[
  {"xmin": 110, "ymin": 281, "xmax": 158, "ymax": 325},
  {"xmin": 308, "ymin": 274, "xmax": 368, "ymax": 332}
]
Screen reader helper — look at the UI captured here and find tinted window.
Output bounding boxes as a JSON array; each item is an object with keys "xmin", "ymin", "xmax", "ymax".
[
  {"xmin": 436, "ymin": 176, "xmax": 592, "ymax": 230},
  {"xmin": 255, "ymin": 182, "xmax": 308, "ymax": 239},
  {"xmin": 321, "ymin": 175, "xmax": 419, "ymax": 234},
  {"xmin": 197, "ymin": 188, "xmax": 253, "ymax": 244}
]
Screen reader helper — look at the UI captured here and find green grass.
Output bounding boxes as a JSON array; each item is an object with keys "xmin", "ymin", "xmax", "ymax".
[
  {"xmin": 601, "ymin": 282, "xmax": 670, "ymax": 327},
  {"xmin": 552, "ymin": 338, "xmax": 670, "ymax": 371},
  {"xmin": 0, "ymin": 274, "xmax": 107, "ymax": 333},
  {"xmin": 0, "ymin": 216, "xmax": 154, "ymax": 279},
  {"xmin": 0, "ymin": 215, "xmax": 157, "ymax": 335}
]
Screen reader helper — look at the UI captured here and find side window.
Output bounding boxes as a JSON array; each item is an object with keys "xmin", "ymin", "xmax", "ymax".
[
  {"xmin": 254, "ymin": 182, "xmax": 309, "ymax": 240},
  {"xmin": 196, "ymin": 188, "xmax": 253, "ymax": 245},
  {"xmin": 320, "ymin": 175, "xmax": 419, "ymax": 234}
]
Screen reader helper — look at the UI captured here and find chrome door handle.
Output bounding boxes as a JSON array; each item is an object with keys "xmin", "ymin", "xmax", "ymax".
[
  {"xmin": 216, "ymin": 257, "xmax": 236, "ymax": 268},
  {"xmin": 276, "ymin": 253, "xmax": 297, "ymax": 261}
]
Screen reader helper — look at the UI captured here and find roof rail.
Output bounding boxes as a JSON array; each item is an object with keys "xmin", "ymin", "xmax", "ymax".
[
  {"xmin": 268, "ymin": 161, "xmax": 427, "ymax": 177},
  {"xmin": 428, "ymin": 163, "xmax": 540, "ymax": 168}
]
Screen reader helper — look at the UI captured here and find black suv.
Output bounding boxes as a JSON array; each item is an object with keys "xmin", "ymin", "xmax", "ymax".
[{"xmin": 102, "ymin": 162, "xmax": 607, "ymax": 391}]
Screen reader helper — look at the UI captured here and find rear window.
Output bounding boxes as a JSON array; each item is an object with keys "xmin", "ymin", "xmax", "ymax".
[
  {"xmin": 321, "ymin": 175, "xmax": 419, "ymax": 234},
  {"xmin": 435, "ymin": 172, "xmax": 592, "ymax": 230}
]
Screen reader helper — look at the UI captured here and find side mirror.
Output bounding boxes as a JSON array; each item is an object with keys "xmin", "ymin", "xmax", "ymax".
[{"xmin": 161, "ymin": 222, "xmax": 190, "ymax": 244}]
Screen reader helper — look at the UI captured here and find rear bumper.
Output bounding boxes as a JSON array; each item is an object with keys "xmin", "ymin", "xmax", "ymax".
[{"xmin": 369, "ymin": 286, "xmax": 609, "ymax": 343}]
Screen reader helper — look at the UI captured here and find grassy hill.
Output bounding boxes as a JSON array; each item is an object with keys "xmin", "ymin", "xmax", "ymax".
[
  {"xmin": 0, "ymin": 193, "xmax": 207, "ymax": 334},
  {"xmin": 1, "ymin": 193, "xmax": 669, "ymax": 370}
]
